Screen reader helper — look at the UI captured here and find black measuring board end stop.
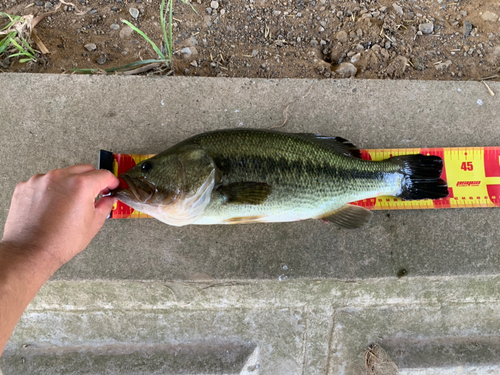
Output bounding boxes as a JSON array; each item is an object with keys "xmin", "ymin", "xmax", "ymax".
[
  {"xmin": 98, "ymin": 150, "xmax": 115, "ymax": 220},
  {"xmin": 99, "ymin": 150, "xmax": 114, "ymax": 172}
]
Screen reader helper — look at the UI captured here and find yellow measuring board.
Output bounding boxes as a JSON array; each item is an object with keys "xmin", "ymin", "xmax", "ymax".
[{"xmin": 102, "ymin": 146, "xmax": 500, "ymax": 219}]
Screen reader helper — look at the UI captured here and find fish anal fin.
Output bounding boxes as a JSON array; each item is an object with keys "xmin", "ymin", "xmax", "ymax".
[
  {"xmin": 294, "ymin": 133, "xmax": 362, "ymax": 158},
  {"xmin": 320, "ymin": 204, "xmax": 373, "ymax": 229},
  {"xmin": 218, "ymin": 182, "xmax": 272, "ymax": 205}
]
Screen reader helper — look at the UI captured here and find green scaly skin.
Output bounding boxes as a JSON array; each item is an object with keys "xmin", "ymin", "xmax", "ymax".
[{"xmin": 166, "ymin": 129, "xmax": 403, "ymax": 224}]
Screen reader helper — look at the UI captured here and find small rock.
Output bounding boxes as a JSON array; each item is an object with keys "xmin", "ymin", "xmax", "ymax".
[
  {"xmin": 335, "ymin": 62, "xmax": 357, "ymax": 78},
  {"xmin": 44, "ymin": 1, "xmax": 53, "ymax": 8},
  {"xmin": 110, "ymin": 23, "xmax": 120, "ymax": 30},
  {"xmin": 351, "ymin": 53, "xmax": 361, "ymax": 64},
  {"xmin": 335, "ymin": 30, "xmax": 348, "ymax": 44},
  {"xmin": 206, "ymin": 7, "xmax": 212, "ymax": 14},
  {"xmin": 481, "ymin": 11, "xmax": 498, "ymax": 22},
  {"xmin": 190, "ymin": 60, "xmax": 198, "ymax": 67},
  {"xmin": 410, "ymin": 56, "xmax": 425, "ymax": 71},
  {"xmin": 418, "ymin": 22, "xmax": 434, "ymax": 34},
  {"xmin": 120, "ymin": 26, "xmax": 133, "ymax": 38},
  {"xmin": 96, "ymin": 54, "xmax": 107, "ymax": 65},
  {"xmin": 0, "ymin": 57, "xmax": 10, "ymax": 69},
  {"xmin": 129, "ymin": 7, "xmax": 139, "ymax": 19},
  {"xmin": 392, "ymin": 3, "xmax": 403, "ymax": 16},
  {"xmin": 181, "ymin": 47, "xmax": 192, "ymax": 58},
  {"xmin": 462, "ymin": 20, "xmax": 472, "ymax": 37},
  {"xmin": 210, "ymin": 1, "xmax": 219, "ymax": 9},
  {"xmin": 220, "ymin": 8, "xmax": 225, "ymax": 15},
  {"xmin": 36, "ymin": 0, "xmax": 43, "ymax": 5},
  {"xmin": 330, "ymin": 43, "xmax": 345, "ymax": 64},
  {"xmin": 355, "ymin": 43, "xmax": 364, "ymax": 51},
  {"xmin": 434, "ymin": 60, "xmax": 452, "ymax": 71},
  {"xmin": 252, "ymin": 49, "xmax": 259, "ymax": 57},
  {"xmin": 356, "ymin": 29, "xmax": 363, "ymax": 38},
  {"xmin": 84, "ymin": 43, "xmax": 97, "ymax": 51},
  {"xmin": 310, "ymin": 38, "xmax": 318, "ymax": 46}
]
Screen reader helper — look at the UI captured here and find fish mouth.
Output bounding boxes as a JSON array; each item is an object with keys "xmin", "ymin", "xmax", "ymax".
[{"xmin": 115, "ymin": 174, "xmax": 154, "ymax": 204}]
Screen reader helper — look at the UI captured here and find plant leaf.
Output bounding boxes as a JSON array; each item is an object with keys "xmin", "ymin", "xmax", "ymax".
[
  {"xmin": 72, "ymin": 59, "xmax": 166, "ymax": 74},
  {"xmin": 180, "ymin": 0, "xmax": 199, "ymax": 15},
  {"xmin": 0, "ymin": 32, "xmax": 16, "ymax": 54},
  {"xmin": 121, "ymin": 19, "xmax": 165, "ymax": 60},
  {"xmin": 0, "ymin": 13, "xmax": 21, "ymax": 31}
]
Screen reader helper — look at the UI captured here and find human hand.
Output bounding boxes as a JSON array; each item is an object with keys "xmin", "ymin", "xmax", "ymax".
[{"xmin": 1, "ymin": 165, "xmax": 119, "ymax": 270}]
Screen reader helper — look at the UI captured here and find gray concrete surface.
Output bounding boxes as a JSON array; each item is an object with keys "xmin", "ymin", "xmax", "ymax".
[
  {"xmin": 2, "ymin": 277, "xmax": 500, "ymax": 374},
  {"xmin": 0, "ymin": 74, "xmax": 500, "ymax": 374},
  {"xmin": 0, "ymin": 74, "xmax": 499, "ymax": 281}
]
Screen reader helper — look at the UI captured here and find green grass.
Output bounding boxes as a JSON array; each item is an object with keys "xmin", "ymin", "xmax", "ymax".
[
  {"xmin": 0, "ymin": 12, "xmax": 38, "ymax": 64},
  {"xmin": 72, "ymin": 0, "xmax": 195, "ymax": 75}
]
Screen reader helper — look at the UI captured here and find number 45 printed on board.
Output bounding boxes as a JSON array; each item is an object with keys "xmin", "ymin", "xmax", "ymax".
[{"xmin": 461, "ymin": 161, "xmax": 474, "ymax": 171}]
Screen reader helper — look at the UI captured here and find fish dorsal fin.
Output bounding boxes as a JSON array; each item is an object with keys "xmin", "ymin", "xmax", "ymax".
[
  {"xmin": 320, "ymin": 204, "xmax": 373, "ymax": 229},
  {"xmin": 217, "ymin": 182, "xmax": 272, "ymax": 205},
  {"xmin": 295, "ymin": 133, "xmax": 362, "ymax": 158}
]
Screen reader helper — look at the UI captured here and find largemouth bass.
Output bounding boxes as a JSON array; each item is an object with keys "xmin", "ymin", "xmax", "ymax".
[{"xmin": 114, "ymin": 129, "xmax": 448, "ymax": 228}]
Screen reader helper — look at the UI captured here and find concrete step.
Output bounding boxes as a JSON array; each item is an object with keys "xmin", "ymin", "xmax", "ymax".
[
  {"xmin": 2, "ymin": 277, "xmax": 500, "ymax": 374},
  {"xmin": 0, "ymin": 74, "xmax": 499, "ymax": 281}
]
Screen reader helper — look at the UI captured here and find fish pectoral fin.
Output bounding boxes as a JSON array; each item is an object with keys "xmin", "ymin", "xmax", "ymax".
[
  {"xmin": 217, "ymin": 182, "xmax": 272, "ymax": 205},
  {"xmin": 294, "ymin": 133, "xmax": 362, "ymax": 158},
  {"xmin": 320, "ymin": 204, "xmax": 373, "ymax": 229}
]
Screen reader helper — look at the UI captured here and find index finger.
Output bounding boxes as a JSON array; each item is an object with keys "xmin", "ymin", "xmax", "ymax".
[{"xmin": 82, "ymin": 169, "xmax": 121, "ymax": 196}]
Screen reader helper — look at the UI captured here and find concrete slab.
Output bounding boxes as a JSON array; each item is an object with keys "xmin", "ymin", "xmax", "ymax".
[
  {"xmin": 1, "ymin": 74, "xmax": 499, "ymax": 281},
  {"xmin": 2, "ymin": 276, "xmax": 500, "ymax": 374}
]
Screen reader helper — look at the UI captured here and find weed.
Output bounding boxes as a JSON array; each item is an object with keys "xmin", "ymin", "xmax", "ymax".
[
  {"xmin": 0, "ymin": 13, "xmax": 38, "ymax": 64},
  {"xmin": 72, "ymin": 0, "xmax": 196, "ymax": 75}
]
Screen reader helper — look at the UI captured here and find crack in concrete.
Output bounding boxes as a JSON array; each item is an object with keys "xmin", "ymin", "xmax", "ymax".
[{"xmin": 324, "ymin": 312, "xmax": 337, "ymax": 375}]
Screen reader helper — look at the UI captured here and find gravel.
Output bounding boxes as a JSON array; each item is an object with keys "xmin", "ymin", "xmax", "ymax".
[
  {"xmin": 129, "ymin": 7, "xmax": 139, "ymax": 19},
  {"xmin": 462, "ymin": 21, "xmax": 472, "ymax": 37},
  {"xmin": 335, "ymin": 30, "xmax": 348, "ymax": 44},
  {"xmin": 481, "ymin": 11, "xmax": 498, "ymax": 22},
  {"xmin": 180, "ymin": 47, "xmax": 192, "ymax": 58},
  {"xmin": 419, "ymin": 22, "xmax": 434, "ymax": 34},
  {"xmin": 84, "ymin": 43, "xmax": 97, "ymax": 51},
  {"xmin": 334, "ymin": 62, "xmax": 357, "ymax": 78},
  {"xmin": 110, "ymin": 23, "xmax": 120, "ymax": 30},
  {"xmin": 392, "ymin": 3, "xmax": 403, "ymax": 16},
  {"xmin": 96, "ymin": 54, "xmax": 107, "ymax": 65}
]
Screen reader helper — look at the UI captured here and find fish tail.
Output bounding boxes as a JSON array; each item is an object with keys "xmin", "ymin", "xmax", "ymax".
[{"xmin": 389, "ymin": 155, "xmax": 449, "ymax": 200}]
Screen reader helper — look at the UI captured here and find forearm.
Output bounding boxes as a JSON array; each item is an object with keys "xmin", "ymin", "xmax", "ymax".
[{"xmin": 0, "ymin": 241, "xmax": 60, "ymax": 355}]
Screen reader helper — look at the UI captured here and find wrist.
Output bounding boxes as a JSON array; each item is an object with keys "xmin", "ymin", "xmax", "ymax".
[{"xmin": 0, "ymin": 240, "xmax": 62, "ymax": 283}]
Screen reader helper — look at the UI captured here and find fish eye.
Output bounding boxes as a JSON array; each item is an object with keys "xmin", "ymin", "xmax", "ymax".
[{"xmin": 141, "ymin": 161, "xmax": 153, "ymax": 172}]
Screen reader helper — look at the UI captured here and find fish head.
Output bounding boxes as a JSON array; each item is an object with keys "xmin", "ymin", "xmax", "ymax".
[{"xmin": 114, "ymin": 145, "xmax": 216, "ymax": 226}]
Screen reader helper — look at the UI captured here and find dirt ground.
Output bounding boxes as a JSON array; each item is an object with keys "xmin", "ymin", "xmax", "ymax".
[{"xmin": 1, "ymin": 0, "xmax": 499, "ymax": 80}]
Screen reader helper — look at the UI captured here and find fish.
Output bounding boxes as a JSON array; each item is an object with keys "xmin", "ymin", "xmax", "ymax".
[{"xmin": 113, "ymin": 129, "xmax": 448, "ymax": 228}]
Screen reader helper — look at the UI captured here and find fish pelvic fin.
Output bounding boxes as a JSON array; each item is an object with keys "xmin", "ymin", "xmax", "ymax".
[
  {"xmin": 390, "ymin": 154, "xmax": 449, "ymax": 200},
  {"xmin": 217, "ymin": 182, "xmax": 272, "ymax": 205},
  {"xmin": 319, "ymin": 204, "xmax": 373, "ymax": 229}
]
